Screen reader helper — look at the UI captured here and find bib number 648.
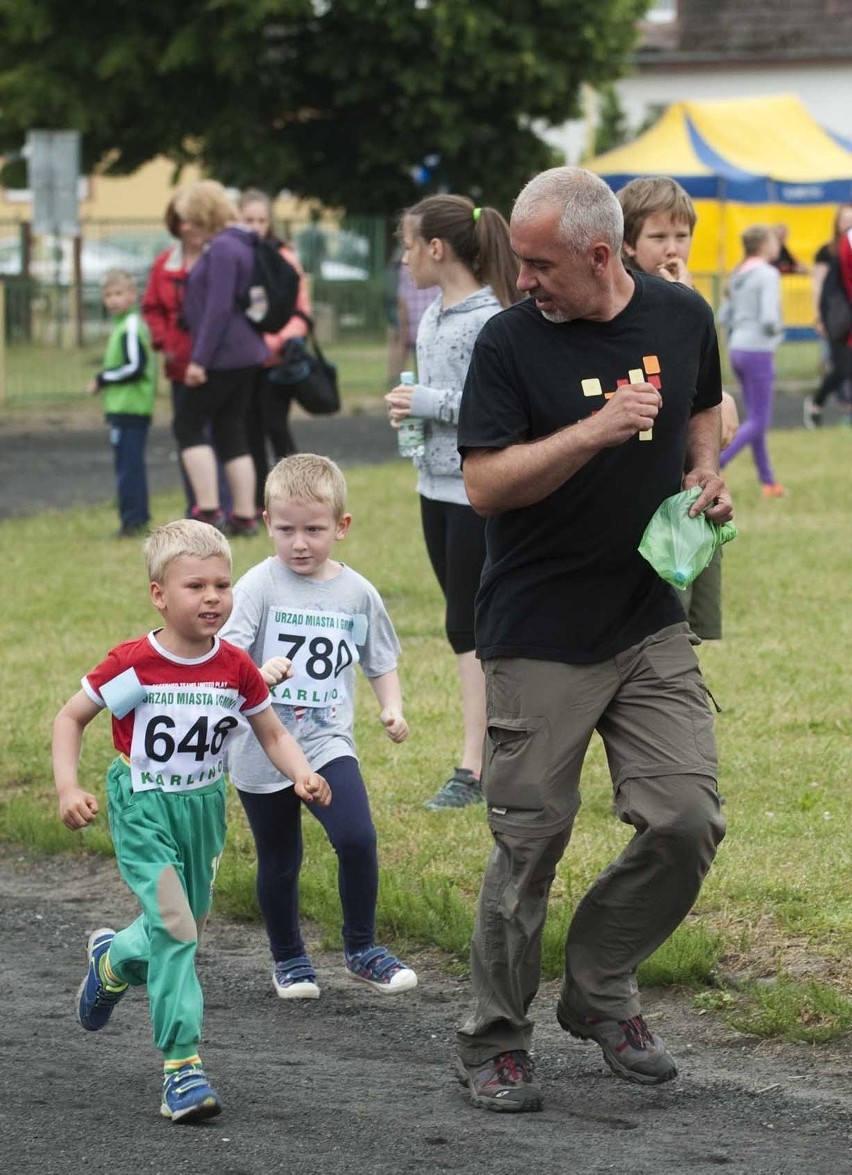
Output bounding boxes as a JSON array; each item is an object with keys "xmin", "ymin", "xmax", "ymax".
[{"xmin": 144, "ymin": 715, "xmax": 238, "ymax": 763}]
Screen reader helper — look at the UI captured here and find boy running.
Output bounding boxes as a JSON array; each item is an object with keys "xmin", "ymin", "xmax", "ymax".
[
  {"xmin": 222, "ymin": 454, "xmax": 417, "ymax": 998},
  {"xmin": 52, "ymin": 519, "xmax": 330, "ymax": 1123}
]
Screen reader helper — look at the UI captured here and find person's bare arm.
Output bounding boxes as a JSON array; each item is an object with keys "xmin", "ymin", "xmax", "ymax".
[
  {"xmin": 368, "ymin": 669, "xmax": 408, "ymax": 743},
  {"xmin": 248, "ymin": 707, "xmax": 331, "ymax": 805},
  {"xmin": 53, "ymin": 691, "xmax": 102, "ymax": 829},
  {"xmin": 463, "ymin": 384, "xmax": 663, "ymax": 516},
  {"xmin": 683, "ymin": 405, "xmax": 733, "ymax": 523}
]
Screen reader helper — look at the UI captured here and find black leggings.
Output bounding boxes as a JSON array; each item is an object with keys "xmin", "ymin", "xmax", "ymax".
[
  {"xmin": 237, "ymin": 756, "xmax": 378, "ymax": 961},
  {"xmin": 419, "ymin": 495, "xmax": 486, "ymax": 655}
]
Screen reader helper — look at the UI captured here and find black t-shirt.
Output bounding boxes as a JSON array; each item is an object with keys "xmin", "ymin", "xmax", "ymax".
[{"xmin": 457, "ymin": 271, "xmax": 722, "ymax": 664}]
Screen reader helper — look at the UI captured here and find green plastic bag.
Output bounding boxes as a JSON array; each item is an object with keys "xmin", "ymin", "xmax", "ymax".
[{"xmin": 638, "ymin": 486, "xmax": 738, "ymax": 590}]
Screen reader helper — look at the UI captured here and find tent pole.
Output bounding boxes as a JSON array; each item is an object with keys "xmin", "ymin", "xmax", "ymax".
[{"xmin": 716, "ymin": 178, "xmax": 727, "ymax": 309}]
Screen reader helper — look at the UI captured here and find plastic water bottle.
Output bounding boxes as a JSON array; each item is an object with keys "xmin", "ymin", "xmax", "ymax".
[{"xmin": 396, "ymin": 371, "xmax": 425, "ymax": 459}]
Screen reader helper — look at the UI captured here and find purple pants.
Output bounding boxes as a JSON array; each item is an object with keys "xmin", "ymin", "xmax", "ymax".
[{"xmin": 721, "ymin": 349, "xmax": 776, "ymax": 485}]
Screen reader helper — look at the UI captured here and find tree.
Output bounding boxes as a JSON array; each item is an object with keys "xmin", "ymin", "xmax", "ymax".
[{"xmin": 0, "ymin": 0, "xmax": 648, "ymax": 214}]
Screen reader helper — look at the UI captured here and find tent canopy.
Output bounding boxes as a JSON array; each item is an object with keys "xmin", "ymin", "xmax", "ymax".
[{"xmin": 587, "ymin": 93, "xmax": 852, "ymax": 205}]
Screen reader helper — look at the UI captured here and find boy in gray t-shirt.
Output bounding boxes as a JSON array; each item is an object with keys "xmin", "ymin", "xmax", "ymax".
[{"xmin": 221, "ymin": 454, "xmax": 417, "ymax": 997}]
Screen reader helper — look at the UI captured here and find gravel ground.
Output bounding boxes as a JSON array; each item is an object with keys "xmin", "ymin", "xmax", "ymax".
[
  {"xmin": 2, "ymin": 398, "xmax": 851, "ymax": 1173},
  {"xmin": 2, "ymin": 847, "xmax": 851, "ymax": 1175}
]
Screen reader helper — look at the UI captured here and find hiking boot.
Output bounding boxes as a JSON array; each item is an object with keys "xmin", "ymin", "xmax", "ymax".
[
  {"xmin": 423, "ymin": 767, "xmax": 484, "ymax": 810},
  {"xmin": 803, "ymin": 395, "xmax": 822, "ymax": 429},
  {"xmin": 344, "ymin": 946, "xmax": 417, "ymax": 993},
  {"xmin": 76, "ymin": 928, "xmax": 129, "ymax": 1031},
  {"xmin": 557, "ymin": 1004, "xmax": 677, "ymax": 1086},
  {"xmin": 456, "ymin": 1049, "xmax": 542, "ymax": 1112},
  {"xmin": 273, "ymin": 956, "xmax": 320, "ymax": 1000},
  {"xmin": 161, "ymin": 1065, "xmax": 222, "ymax": 1123},
  {"xmin": 224, "ymin": 513, "xmax": 259, "ymax": 538}
]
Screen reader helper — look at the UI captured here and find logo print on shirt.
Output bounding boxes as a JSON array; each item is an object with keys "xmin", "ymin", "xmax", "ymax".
[{"xmin": 581, "ymin": 355, "xmax": 662, "ymax": 440}]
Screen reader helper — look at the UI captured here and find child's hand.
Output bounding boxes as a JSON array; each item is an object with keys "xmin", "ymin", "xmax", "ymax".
[
  {"xmin": 261, "ymin": 656, "xmax": 293, "ymax": 687},
  {"xmin": 380, "ymin": 708, "xmax": 409, "ymax": 743},
  {"xmin": 59, "ymin": 788, "xmax": 99, "ymax": 831},
  {"xmin": 89, "ymin": 380, "xmax": 100, "ymax": 395},
  {"xmin": 385, "ymin": 384, "xmax": 414, "ymax": 427},
  {"xmin": 656, "ymin": 259, "xmax": 694, "ymax": 288},
  {"xmin": 294, "ymin": 772, "xmax": 331, "ymax": 806}
]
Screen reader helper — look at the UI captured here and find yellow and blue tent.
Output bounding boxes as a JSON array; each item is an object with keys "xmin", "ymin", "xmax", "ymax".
[{"xmin": 585, "ymin": 93, "xmax": 852, "ymax": 331}]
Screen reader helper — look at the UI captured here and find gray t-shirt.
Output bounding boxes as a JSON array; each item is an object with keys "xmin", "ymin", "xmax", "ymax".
[{"xmin": 221, "ymin": 557, "xmax": 400, "ymax": 792}]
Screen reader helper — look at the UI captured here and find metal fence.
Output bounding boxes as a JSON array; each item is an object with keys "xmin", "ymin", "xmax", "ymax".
[{"xmin": 0, "ymin": 216, "xmax": 820, "ymax": 406}]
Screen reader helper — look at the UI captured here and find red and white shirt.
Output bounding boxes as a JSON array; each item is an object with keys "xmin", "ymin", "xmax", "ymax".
[{"xmin": 82, "ymin": 630, "xmax": 270, "ymax": 793}]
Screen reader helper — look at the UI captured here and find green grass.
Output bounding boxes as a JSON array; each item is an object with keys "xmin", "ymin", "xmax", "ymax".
[
  {"xmin": 1, "ymin": 336, "xmax": 390, "ymax": 411},
  {"xmin": 2, "ymin": 428, "xmax": 851, "ymax": 1041},
  {"xmin": 0, "ymin": 334, "xmax": 826, "ymax": 411}
]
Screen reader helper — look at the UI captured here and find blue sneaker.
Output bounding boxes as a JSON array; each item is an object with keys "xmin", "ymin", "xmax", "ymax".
[
  {"xmin": 344, "ymin": 946, "xmax": 417, "ymax": 994},
  {"xmin": 161, "ymin": 1065, "xmax": 222, "ymax": 1123},
  {"xmin": 273, "ymin": 956, "xmax": 320, "ymax": 1000},
  {"xmin": 76, "ymin": 927, "xmax": 128, "ymax": 1031}
]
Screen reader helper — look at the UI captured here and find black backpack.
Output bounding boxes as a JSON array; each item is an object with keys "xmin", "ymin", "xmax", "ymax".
[
  {"xmin": 819, "ymin": 255, "xmax": 852, "ymax": 344},
  {"xmin": 241, "ymin": 236, "xmax": 301, "ymax": 334}
]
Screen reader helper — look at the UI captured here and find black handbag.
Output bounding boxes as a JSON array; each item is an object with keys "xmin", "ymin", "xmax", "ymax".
[{"xmin": 269, "ymin": 311, "xmax": 340, "ymax": 415}]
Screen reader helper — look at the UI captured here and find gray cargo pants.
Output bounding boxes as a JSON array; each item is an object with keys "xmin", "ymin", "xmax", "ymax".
[{"xmin": 457, "ymin": 623, "xmax": 726, "ymax": 1066}]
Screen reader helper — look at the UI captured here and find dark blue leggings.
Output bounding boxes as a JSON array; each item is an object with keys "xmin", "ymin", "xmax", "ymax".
[{"xmin": 237, "ymin": 756, "xmax": 378, "ymax": 962}]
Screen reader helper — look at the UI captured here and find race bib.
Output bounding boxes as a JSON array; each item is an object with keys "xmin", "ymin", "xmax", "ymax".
[
  {"xmin": 129, "ymin": 685, "xmax": 244, "ymax": 792},
  {"xmin": 262, "ymin": 607, "xmax": 360, "ymax": 709}
]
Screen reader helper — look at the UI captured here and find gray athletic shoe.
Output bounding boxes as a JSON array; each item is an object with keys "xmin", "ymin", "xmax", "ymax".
[
  {"xmin": 557, "ymin": 1005, "xmax": 677, "ymax": 1085},
  {"xmin": 423, "ymin": 768, "xmax": 484, "ymax": 810},
  {"xmin": 456, "ymin": 1049, "xmax": 543, "ymax": 1112}
]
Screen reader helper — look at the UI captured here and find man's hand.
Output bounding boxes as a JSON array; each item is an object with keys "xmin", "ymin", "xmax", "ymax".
[
  {"xmin": 590, "ymin": 382, "xmax": 662, "ymax": 447},
  {"xmin": 294, "ymin": 773, "xmax": 331, "ymax": 806},
  {"xmin": 683, "ymin": 468, "xmax": 734, "ymax": 524}
]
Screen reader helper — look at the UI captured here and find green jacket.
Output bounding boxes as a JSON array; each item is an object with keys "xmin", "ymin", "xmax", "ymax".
[{"xmin": 97, "ymin": 310, "xmax": 155, "ymax": 417}]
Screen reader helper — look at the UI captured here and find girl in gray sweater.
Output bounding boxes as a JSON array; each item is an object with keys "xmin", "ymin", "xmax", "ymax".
[{"xmin": 385, "ymin": 195, "xmax": 521, "ymax": 809}]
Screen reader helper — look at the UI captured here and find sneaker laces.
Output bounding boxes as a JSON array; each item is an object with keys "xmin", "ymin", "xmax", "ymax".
[
  {"xmin": 493, "ymin": 1050, "xmax": 535, "ymax": 1083},
  {"xmin": 619, "ymin": 1015, "xmax": 655, "ymax": 1051}
]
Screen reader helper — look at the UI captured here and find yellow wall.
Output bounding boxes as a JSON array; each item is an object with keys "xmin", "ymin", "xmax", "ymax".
[
  {"xmin": 0, "ymin": 155, "xmax": 311, "ymax": 223},
  {"xmin": 689, "ymin": 199, "xmax": 835, "ymax": 326}
]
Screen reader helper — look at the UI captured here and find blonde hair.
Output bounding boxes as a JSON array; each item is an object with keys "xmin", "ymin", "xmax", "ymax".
[
  {"xmin": 264, "ymin": 454, "xmax": 347, "ymax": 519},
  {"xmin": 101, "ymin": 268, "xmax": 136, "ymax": 293},
  {"xmin": 616, "ymin": 177, "xmax": 697, "ymax": 252},
  {"xmin": 144, "ymin": 519, "xmax": 232, "ymax": 584},
  {"xmin": 741, "ymin": 225, "xmax": 774, "ymax": 257},
  {"xmin": 175, "ymin": 180, "xmax": 239, "ymax": 236}
]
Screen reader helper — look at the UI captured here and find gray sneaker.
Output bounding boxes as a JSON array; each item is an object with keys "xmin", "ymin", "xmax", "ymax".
[
  {"xmin": 423, "ymin": 768, "xmax": 484, "ymax": 810},
  {"xmin": 456, "ymin": 1049, "xmax": 543, "ymax": 1112},
  {"xmin": 557, "ymin": 1005, "xmax": 677, "ymax": 1085}
]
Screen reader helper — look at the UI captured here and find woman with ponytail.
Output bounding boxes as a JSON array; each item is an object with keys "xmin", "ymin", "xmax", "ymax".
[{"xmin": 385, "ymin": 194, "xmax": 521, "ymax": 810}]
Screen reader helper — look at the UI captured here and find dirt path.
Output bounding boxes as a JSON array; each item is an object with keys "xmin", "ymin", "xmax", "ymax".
[
  {"xmin": 3, "ymin": 398, "xmax": 851, "ymax": 1171},
  {"xmin": 2, "ymin": 848, "xmax": 850, "ymax": 1175}
]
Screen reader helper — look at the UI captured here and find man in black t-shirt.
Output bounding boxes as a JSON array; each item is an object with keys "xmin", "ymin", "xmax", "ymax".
[{"xmin": 454, "ymin": 167, "xmax": 733, "ymax": 1113}]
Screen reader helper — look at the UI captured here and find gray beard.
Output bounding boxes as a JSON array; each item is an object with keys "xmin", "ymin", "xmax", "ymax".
[{"xmin": 540, "ymin": 308, "xmax": 571, "ymax": 324}]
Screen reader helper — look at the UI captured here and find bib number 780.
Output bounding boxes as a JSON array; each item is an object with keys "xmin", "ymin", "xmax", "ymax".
[{"xmin": 277, "ymin": 633, "xmax": 353, "ymax": 680}]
